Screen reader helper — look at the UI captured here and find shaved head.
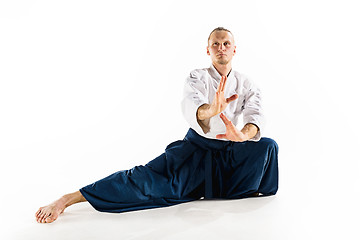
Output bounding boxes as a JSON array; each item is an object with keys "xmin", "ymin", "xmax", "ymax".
[{"xmin": 208, "ymin": 27, "xmax": 234, "ymax": 45}]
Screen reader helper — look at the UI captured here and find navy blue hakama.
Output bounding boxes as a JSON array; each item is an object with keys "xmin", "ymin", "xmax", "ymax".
[{"xmin": 79, "ymin": 128, "xmax": 279, "ymax": 213}]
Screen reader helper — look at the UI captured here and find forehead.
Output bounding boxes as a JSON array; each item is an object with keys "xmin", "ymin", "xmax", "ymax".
[{"xmin": 209, "ymin": 31, "xmax": 234, "ymax": 43}]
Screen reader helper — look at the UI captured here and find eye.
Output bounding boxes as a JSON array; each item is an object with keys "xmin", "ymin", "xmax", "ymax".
[
  {"xmin": 213, "ymin": 42, "xmax": 219, "ymax": 46},
  {"xmin": 224, "ymin": 42, "xmax": 230, "ymax": 46}
]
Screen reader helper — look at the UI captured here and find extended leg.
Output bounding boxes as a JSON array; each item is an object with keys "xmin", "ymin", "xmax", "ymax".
[
  {"xmin": 80, "ymin": 151, "xmax": 205, "ymax": 213},
  {"xmin": 35, "ymin": 134, "xmax": 207, "ymax": 221},
  {"xmin": 79, "ymin": 140, "xmax": 206, "ymax": 213},
  {"xmin": 35, "ymin": 190, "xmax": 86, "ymax": 223}
]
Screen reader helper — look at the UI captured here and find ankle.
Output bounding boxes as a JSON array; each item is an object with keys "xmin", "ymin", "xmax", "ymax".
[
  {"xmin": 62, "ymin": 191, "xmax": 84, "ymax": 208},
  {"xmin": 57, "ymin": 195, "xmax": 70, "ymax": 208}
]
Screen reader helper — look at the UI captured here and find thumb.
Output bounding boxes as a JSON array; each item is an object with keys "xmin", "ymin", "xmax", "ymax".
[{"xmin": 226, "ymin": 94, "xmax": 238, "ymax": 103}]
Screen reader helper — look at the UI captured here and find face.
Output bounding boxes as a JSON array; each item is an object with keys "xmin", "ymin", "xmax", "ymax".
[{"xmin": 207, "ymin": 31, "xmax": 236, "ymax": 65}]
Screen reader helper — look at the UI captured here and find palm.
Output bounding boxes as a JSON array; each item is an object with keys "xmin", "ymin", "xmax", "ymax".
[
  {"xmin": 209, "ymin": 76, "xmax": 238, "ymax": 117},
  {"xmin": 216, "ymin": 113, "xmax": 247, "ymax": 142},
  {"xmin": 224, "ymin": 125, "xmax": 246, "ymax": 142}
]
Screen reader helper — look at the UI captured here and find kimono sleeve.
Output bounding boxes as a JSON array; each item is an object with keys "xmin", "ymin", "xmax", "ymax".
[
  {"xmin": 242, "ymin": 79, "xmax": 265, "ymax": 142},
  {"xmin": 181, "ymin": 70, "xmax": 209, "ymax": 135}
]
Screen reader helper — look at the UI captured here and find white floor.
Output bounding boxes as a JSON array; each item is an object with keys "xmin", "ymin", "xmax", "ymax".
[
  {"xmin": 2, "ymin": 166, "xmax": 360, "ymax": 240},
  {"xmin": 4, "ymin": 195, "xmax": 360, "ymax": 240}
]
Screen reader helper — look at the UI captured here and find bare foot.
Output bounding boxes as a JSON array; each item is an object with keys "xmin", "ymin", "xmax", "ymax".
[
  {"xmin": 35, "ymin": 191, "xmax": 86, "ymax": 223},
  {"xmin": 35, "ymin": 197, "xmax": 66, "ymax": 223}
]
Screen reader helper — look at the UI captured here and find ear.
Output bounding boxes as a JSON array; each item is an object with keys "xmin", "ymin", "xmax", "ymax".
[
  {"xmin": 206, "ymin": 46, "xmax": 210, "ymax": 56},
  {"xmin": 233, "ymin": 45, "xmax": 236, "ymax": 55}
]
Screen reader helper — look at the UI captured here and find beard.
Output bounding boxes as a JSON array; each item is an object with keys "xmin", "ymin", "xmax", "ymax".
[{"xmin": 216, "ymin": 58, "xmax": 229, "ymax": 65}]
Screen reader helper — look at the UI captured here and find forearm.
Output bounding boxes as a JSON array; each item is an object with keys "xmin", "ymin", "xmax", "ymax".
[
  {"xmin": 196, "ymin": 103, "xmax": 211, "ymax": 120},
  {"xmin": 240, "ymin": 123, "xmax": 259, "ymax": 140},
  {"xmin": 196, "ymin": 104, "xmax": 212, "ymax": 133}
]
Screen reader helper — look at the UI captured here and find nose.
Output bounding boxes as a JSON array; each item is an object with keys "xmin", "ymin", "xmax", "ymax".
[{"xmin": 218, "ymin": 43, "xmax": 225, "ymax": 51}]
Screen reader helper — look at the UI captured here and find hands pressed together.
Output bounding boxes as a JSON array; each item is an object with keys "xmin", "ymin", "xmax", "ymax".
[{"xmin": 196, "ymin": 75, "xmax": 257, "ymax": 142}]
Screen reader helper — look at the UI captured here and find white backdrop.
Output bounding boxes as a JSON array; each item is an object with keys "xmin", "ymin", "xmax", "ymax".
[{"xmin": 1, "ymin": 0, "xmax": 359, "ymax": 239}]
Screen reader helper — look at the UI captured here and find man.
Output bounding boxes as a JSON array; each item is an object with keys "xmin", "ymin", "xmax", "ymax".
[{"xmin": 35, "ymin": 27, "xmax": 279, "ymax": 223}]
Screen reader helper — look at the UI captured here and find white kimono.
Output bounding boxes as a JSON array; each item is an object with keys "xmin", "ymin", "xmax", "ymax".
[{"xmin": 181, "ymin": 64, "xmax": 264, "ymax": 141}]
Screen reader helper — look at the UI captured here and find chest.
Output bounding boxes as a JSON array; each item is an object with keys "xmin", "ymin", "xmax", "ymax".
[{"xmin": 205, "ymin": 75, "xmax": 241, "ymax": 101}]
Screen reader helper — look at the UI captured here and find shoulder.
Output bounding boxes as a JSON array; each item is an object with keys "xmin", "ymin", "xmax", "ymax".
[
  {"xmin": 185, "ymin": 67, "xmax": 210, "ymax": 86},
  {"xmin": 189, "ymin": 67, "xmax": 209, "ymax": 79},
  {"xmin": 233, "ymin": 70, "xmax": 258, "ymax": 91}
]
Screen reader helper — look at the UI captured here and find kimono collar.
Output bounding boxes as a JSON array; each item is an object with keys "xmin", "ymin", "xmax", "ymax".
[{"xmin": 209, "ymin": 64, "xmax": 234, "ymax": 81}]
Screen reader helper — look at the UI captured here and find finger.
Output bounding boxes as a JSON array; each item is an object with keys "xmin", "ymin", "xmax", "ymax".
[
  {"xmin": 216, "ymin": 134, "xmax": 227, "ymax": 139},
  {"xmin": 213, "ymin": 92, "xmax": 220, "ymax": 110},
  {"xmin": 217, "ymin": 76, "xmax": 224, "ymax": 93},
  {"xmin": 226, "ymin": 94, "xmax": 238, "ymax": 103},
  {"xmin": 219, "ymin": 113, "xmax": 231, "ymax": 125},
  {"xmin": 220, "ymin": 114, "xmax": 237, "ymax": 131},
  {"xmin": 221, "ymin": 75, "xmax": 227, "ymax": 92}
]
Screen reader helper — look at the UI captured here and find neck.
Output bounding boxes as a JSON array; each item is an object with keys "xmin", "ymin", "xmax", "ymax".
[{"xmin": 212, "ymin": 62, "xmax": 232, "ymax": 77}]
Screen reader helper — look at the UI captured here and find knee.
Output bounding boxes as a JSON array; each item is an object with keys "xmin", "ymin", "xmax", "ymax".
[{"xmin": 260, "ymin": 137, "xmax": 279, "ymax": 152}]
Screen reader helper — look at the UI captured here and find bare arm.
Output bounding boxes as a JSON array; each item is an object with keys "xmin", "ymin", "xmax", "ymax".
[{"xmin": 240, "ymin": 122, "xmax": 259, "ymax": 140}]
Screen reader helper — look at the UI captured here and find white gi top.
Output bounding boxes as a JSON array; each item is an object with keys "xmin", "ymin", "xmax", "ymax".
[{"xmin": 181, "ymin": 64, "xmax": 264, "ymax": 142}]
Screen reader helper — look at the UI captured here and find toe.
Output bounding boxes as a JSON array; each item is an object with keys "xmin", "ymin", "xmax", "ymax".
[
  {"xmin": 44, "ymin": 213, "xmax": 51, "ymax": 223},
  {"xmin": 37, "ymin": 212, "xmax": 43, "ymax": 222},
  {"xmin": 45, "ymin": 216, "xmax": 54, "ymax": 223},
  {"xmin": 35, "ymin": 211, "xmax": 40, "ymax": 220},
  {"xmin": 41, "ymin": 216, "xmax": 48, "ymax": 223},
  {"xmin": 39, "ymin": 212, "xmax": 48, "ymax": 223},
  {"xmin": 36, "ymin": 213, "xmax": 41, "ymax": 222},
  {"xmin": 36, "ymin": 208, "xmax": 43, "ymax": 218}
]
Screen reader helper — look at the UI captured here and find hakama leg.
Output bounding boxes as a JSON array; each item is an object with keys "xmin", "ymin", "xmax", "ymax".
[
  {"xmin": 80, "ymin": 140, "xmax": 206, "ymax": 213},
  {"xmin": 214, "ymin": 137, "xmax": 279, "ymax": 199}
]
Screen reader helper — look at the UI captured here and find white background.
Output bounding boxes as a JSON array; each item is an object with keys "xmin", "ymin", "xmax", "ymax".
[{"xmin": 1, "ymin": 0, "xmax": 359, "ymax": 239}]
